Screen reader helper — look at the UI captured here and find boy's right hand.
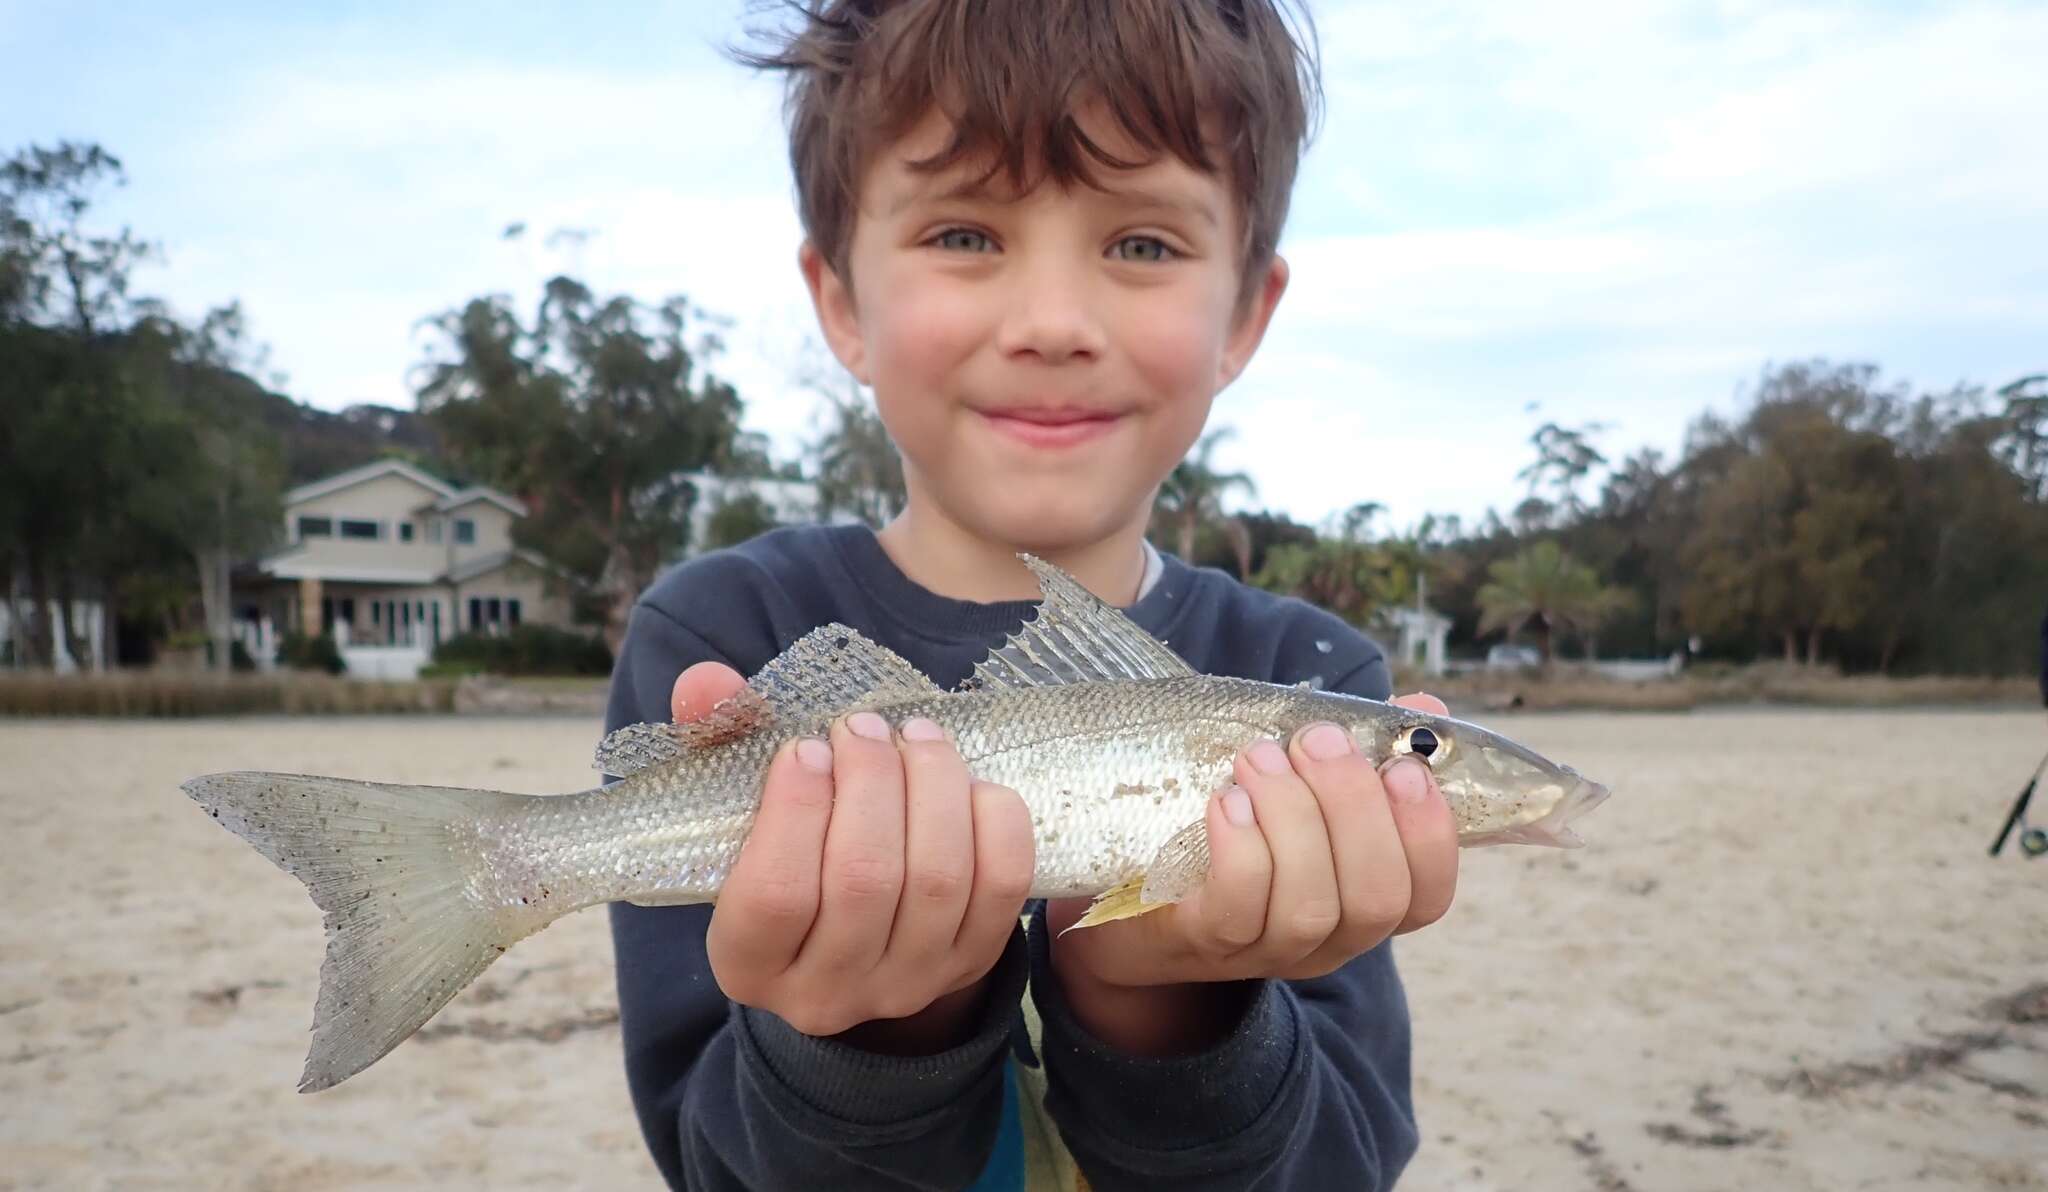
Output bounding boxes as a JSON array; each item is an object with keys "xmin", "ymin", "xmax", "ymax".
[{"xmin": 671, "ymin": 662, "xmax": 1036, "ymax": 1052}]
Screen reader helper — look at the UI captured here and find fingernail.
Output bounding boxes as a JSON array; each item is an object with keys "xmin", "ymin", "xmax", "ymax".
[
  {"xmin": 1302, "ymin": 723, "xmax": 1352, "ymax": 761},
  {"xmin": 900, "ymin": 717, "xmax": 945, "ymax": 742},
  {"xmin": 1247, "ymin": 739, "xmax": 1289, "ymax": 775},
  {"xmin": 848, "ymin": 712, "xmax": 891, "ymax": 740},
  {"xmin": 1222, "ymin": 785, "xmax": 1255, "ymax": 827},
  {"xmin": 1384, "ymin": 757, "xmax": 1431, "ymax": 805},
  {"xmin": 795, "ymin": 738, "xmax": 833, "ymax": 772}
]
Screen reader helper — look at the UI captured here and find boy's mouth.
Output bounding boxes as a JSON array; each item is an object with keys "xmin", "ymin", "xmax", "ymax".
[{"xmin": 979, "ymin": 405, "xmax": 1124, "ymax": 449}]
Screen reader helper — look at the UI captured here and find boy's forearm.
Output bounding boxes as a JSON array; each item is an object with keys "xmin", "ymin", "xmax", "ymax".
[
  {"xmin": 1046, "ymin": 936, "xmax": 1256, "ymax": 1056},
  {"xmin": 833, "ymin": 971, "xmax": 1000, "ymax": 1056},
  {"xmin": 1026, "ymin": 902, "xmax": 1419, "ymax": 1191}
]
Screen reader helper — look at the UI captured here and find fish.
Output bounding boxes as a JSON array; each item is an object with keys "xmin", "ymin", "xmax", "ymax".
[{"xmin": 183, "ymin": 555, "xmax": 1611, "ymax": 1093}]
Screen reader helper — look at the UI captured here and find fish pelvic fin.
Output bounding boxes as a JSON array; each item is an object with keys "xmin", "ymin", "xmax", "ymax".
[
  {"xmin": 182, "ymin": 771, "xmax": 539, "ymax": 1093},
  {"xmin": 1062, "ymin": 819, "xmax": 1212, "ymax": 934},
  {"xmin": 1065, "ymin": 874, "xmax": 1163, "ymax": 933},
  {"xmin": 596, "ymin": 624, "xmax": 940, "ymax": 777}
]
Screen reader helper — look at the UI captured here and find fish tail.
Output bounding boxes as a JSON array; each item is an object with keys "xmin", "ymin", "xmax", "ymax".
[{"xmin": 182, "ymin": 770, "xmax": 536, "ymax": 1092}]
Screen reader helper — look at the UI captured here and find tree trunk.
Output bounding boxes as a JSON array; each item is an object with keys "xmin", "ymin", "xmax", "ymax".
[
  {"xmin": 1535, "ymin": 616, "xmax": 1554, "ymax": 671},
  {"xmin": 1177, "ymin": 513, "xmax": 1196, "ymax": 564},
  {"xmin": 1805, "ymin": 625, "xmax": 1822, "ymax": 668},
  {"xmin": 55, "ymin": 571, "xmax": 91, "ymax": 671},
  {"xmin": 25, "ymin": 556, "xmax": 53, "ymax": 669},
  {"xmin": 1781, "ymin": 629, "xmax": 1798, "ymax": 664},
  {"xmin": 197, "ymin": 546, "xmax": 233, "ymax": 672}
]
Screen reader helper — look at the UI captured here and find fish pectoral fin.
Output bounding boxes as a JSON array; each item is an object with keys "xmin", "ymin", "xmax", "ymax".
[
  {"xmin": 965, "ymin": 555, "xmax": 1195, "ymax": 692},
  {"xmin": 1138, "ymin": 818, "xmax": 1210, "ymax": 905},
  {"xmin": 1063, "ymin": 818, "xmax": 1213, "ymax": 935}
]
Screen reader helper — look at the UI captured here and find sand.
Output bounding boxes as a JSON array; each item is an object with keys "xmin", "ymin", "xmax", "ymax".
[{"xmin": 1, "ymin": 708, "xmax": 2043, "ymax": 1190}]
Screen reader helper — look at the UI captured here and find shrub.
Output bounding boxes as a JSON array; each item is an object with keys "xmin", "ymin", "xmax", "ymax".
[
  {"xmin": 277, "ymin": 632, "xmax": 346, "ymax": 674},
  {"xmin": 430, "ymin": 625, "xmax": 612, "ymax": 677}
]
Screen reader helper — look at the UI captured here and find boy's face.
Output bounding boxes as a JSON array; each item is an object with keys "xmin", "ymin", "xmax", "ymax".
[{"xmin": 803, "ymin": 106, "xmax": 1287, "ymax": 555}]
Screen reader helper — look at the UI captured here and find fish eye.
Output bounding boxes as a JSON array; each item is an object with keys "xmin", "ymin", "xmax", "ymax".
[{"xmin": 1394, "ymin": 725, "xmax": 1451, "ymax": 765}]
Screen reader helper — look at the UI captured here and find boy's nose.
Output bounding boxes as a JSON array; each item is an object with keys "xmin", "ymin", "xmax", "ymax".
[{"xmin": 995, "ymin": 260, "xmax": 1106, "ymax": 364}]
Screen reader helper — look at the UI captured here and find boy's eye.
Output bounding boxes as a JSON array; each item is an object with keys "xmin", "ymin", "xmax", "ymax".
[
  {"xmin": 932, "ymin": 228, "xmax": 995, "ymax": 253},
  {"xmin": 1110, "ymin": 235, "xmax": 1175, "ymax": 262}
]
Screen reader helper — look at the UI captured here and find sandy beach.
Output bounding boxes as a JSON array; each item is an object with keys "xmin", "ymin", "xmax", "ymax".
[{"xmin": 2, "ymin": 707, "xmax": 2043, "ymax": 1190}]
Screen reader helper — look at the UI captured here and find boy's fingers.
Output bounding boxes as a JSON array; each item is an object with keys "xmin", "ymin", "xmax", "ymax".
[
  {"xmin": 1185, "ymin": 787, "xmax": 1273, "ymax": 960},
  {"xmin": 885, "ymin": 719, "xmax": 976, "ymax": 986},
  {"xmin": 707, "ymin": 737, "xmax": 833, "ymax": 983},
  {"xmin": 1379, "ymin": 757, "xmax": 1458, "ymax": 934},
  {"xmin": 1232, "ymin": 741, "xmax": 1340, "ymax": 967},
  {"xmin": 1286, "ymin": 723, "xmax": 1410, "ymax": 971},
  {"xmin": 948, "ymin": 781, "xmax": 1035, "ymax": 989},
  {"xmin": 672, "ymin": 661, "xmax": 747, "ymax": 724},
  {"xmin": 1391, "ymin": 691, "xmax": 1449, "ymax": 717},
  {"xmin": 802, "ymin": 713, "xmax": 908, "ymax": 979}
]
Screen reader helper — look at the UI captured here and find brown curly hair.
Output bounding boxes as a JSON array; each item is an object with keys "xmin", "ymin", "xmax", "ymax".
[{"xmin": 734, "ymin": 0, "xmax": 1322, "ymax": 307}]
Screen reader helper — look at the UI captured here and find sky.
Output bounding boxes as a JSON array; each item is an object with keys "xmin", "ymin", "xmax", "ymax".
[{"xmin": 5, "ymin": 0, "xmax": 2044, "ymax": 532}]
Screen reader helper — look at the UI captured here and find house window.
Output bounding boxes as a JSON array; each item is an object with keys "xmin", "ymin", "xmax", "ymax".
[
  {"xmin": 486, "ymin": 598, "xmax": 502, "ymax": 627},
  {"xmin": 339, "ymin": 519, "xmax": 381, "ymax": 540},
  {"xmin": 454, "ymin": 519, "xmax": 476, "ymax": 545},
  {"xmin": 371, "ymin": 602, "xmax": 380, "ymax": 624},
  {"xmin": 399, "ymin": 523, "xmax": 415, "ymax": 542},
  {"xmin": 507, "ymin": 598, "xmax": 521, "ymax": 627},
  {"xmin": 468, "ymin": 597, "xmax": 482, "ymax": 630},
  {"xmin": 298, "ymin": 516, "xmax": 333, "ymax": 538}
]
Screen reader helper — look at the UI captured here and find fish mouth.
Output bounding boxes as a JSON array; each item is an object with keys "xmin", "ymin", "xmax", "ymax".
[{"xmin": 1544, "ymin": 774, "xmax": 1612, "ymax": 847}]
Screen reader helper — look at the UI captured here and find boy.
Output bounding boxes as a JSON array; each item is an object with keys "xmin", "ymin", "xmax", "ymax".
[{"xmin": 604, "ymin": 2, "xmax": 1459, "ymax": 1187}]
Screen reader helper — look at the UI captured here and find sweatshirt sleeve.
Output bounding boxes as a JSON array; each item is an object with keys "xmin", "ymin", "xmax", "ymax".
[
  {"xmin": 1023, "ymin": 626, "xmax": 1419, "ymax": 1191},
  {"xmin": 604, "ymin": 598, "xmax": 1028, "ymax": 1191}
]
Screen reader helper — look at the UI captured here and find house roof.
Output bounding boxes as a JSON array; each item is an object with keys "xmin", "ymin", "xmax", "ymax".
[
  {"xmin": 285, "ymin": 458, "xmax": 457, "ymax": 507},
  {"xmin": 445, "ymin": 548, "xmax": 557, "ymax": 584},
  {"xmin": 427, "ymin": 487, "xmax": 528, "ymax": 518}
]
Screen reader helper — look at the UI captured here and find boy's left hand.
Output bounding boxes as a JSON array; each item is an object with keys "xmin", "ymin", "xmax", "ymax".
[{"xmin": 1045, "ymin": 693, "xmax": 1459, "ymax": 1052}]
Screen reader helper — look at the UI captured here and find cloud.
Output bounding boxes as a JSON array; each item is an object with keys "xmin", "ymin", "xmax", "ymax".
[{"xmin": 13, "ymin": 0, "xmax": 2042, "ymax": 535}]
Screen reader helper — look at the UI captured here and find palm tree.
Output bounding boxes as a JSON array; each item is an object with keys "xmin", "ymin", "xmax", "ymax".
[
  {"xmin": 1476, "ymin": 540, "xmax": 1633, "ymax": 667},
  {"xmin": 1154, "ymin": 427, "xmax": 1256, "ymax": 574}
]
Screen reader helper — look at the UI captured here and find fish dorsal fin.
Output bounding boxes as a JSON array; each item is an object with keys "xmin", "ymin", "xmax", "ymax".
[
  {"xmin": 595, "ymin": 624, "xmax": 939, "ymax": 777},
  {"xmin": 967, "ymin": 554, "xmax": 1195, "ymax": 692}
]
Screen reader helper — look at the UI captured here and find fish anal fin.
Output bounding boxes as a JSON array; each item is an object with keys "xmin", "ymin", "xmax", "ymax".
[{"xmin": 968, "ymin": 554, "xmax": 1195, "ymax": 693}]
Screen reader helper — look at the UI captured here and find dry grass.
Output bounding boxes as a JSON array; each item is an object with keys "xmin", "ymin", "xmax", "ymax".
[
  {"xmin": 1396, "ymin": 661, "xmax": 2040, "ymax": 712},
  {"xmin": 0, "ymin": 671, "xmax": 457, "ymax": 717}
]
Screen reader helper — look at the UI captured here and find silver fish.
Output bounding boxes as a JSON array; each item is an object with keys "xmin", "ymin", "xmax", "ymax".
[{"xmin": 184, "ymin": 556, "xmax": 1610, "ymax": 1092}]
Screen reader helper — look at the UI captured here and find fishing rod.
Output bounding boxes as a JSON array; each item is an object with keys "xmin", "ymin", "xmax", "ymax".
[{"xmin": 1989, "ymin": 746, "xmax": 2048, "ymax": 859}]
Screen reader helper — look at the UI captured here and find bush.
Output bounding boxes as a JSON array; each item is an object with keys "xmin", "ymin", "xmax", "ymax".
[
  {"xmin": 0, "ymin": 673, "xmax": 456, "ymax": 716},
  {"xmin": 431, "ymin": 625, "xmax": 612, "ymax": 677},
  {"xmin": 277, "ymin": 632, "xmax": 346, "ymax": 674}
]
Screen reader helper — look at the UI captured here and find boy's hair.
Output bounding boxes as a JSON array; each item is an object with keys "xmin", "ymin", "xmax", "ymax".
[{"xmin": 736, "ymin": 0, "xmax": 1322, "ymax": 306}]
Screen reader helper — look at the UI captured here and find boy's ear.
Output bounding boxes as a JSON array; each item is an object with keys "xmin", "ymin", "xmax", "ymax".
[
  {"xmin": 799, "ymin": 241, "xmax": 870, "ymax": 384},
  {"xmin": 1218, "ymin": 254, "xmax": 1290, "ymax": 391}
]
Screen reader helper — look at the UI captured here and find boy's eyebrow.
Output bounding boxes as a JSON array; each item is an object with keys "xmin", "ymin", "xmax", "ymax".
[{"xmin": 885, "ymin": 178, "xmax": 1220, "ymax": 228}]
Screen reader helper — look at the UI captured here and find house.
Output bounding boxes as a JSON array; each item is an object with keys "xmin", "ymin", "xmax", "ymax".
[
  {"xmin": 236, "ymin": 459, "xmax": 577, "ymax": 676},
  {"xmin": 676, "ymin": 470, "xmax": 863, "ymax": 555}
]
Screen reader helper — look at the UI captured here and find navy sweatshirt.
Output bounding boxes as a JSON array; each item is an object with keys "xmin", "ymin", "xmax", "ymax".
[{"xmin": 603, "ymin": 524, "xmax": 1420, "ymax": 1190}]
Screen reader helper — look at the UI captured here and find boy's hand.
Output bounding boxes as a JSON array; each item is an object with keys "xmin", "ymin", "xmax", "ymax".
[
  {"xmin": 1044, "ymin": 693, "xmax": 1460, "ymax": 1056},
  {"xmin": 670, "ymin": 663, "xmax": 1036, "ymax": 1053}
]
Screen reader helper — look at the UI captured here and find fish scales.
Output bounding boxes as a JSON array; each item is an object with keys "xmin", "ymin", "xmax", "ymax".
[{"xmin": 181, "ymin": 554, "xmax": 1612, "ymax": 1093}]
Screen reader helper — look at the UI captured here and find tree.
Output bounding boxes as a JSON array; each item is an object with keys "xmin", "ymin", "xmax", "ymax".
[
  {"xmin": 1995, "ymin": 373, "xmax": 2048, "ymax": 503},
  {"xmin": 415, "ymin": 276, "xmax": 743, "ymax": 652},
  {"xmin": 1516, "ymin": 421, "xmax": 1608, "ymax": 522},
  {"xmin": 1254, "ymin": 503, "xmax": 1415, "ymax": 628},
  {"xmin": 808, "ymin": 383, "xmax": 906, "ymax": 530},
  {"xmin": 1476, "ymin": 540, "xmax": 1632, "ymax": 666},
  {"xmin": 703, "ymin": 488, "xmax": 781, "ymax": 550},
  {"xmin": 1154, "ymin": 427, "xmax": 1256, "ymax": 575}
]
